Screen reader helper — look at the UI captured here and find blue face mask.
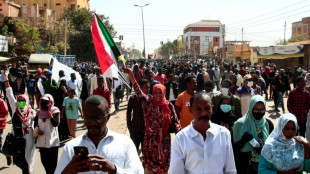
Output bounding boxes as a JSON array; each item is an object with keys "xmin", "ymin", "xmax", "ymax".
[{"xmin": 220, "ymin": 104, "xmax": 231, "ymax": 113}]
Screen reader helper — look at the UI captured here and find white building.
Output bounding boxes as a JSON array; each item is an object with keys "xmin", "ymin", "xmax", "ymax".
[{"xmin": 183, "ymin": 20, "xmax": 224, "ymax": 56}]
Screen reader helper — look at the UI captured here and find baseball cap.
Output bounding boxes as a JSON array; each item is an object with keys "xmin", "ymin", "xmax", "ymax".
[
  {"xmin": 43, "ymin": 69, "xmax": 48, "ymax": 72},
  {"xmin": 37, "ymin": 68, "xmax": 42, "ymax": 73},
  {"xmin": 46, "ymin": 70, "xmax": 52, "ymax": 75},
  {"xmin": 243, "ymin": 74, "xmax": 252, "ymax": 81}
]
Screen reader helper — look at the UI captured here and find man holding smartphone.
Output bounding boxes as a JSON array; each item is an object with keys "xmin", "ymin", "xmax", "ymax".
[{"xmin": 54, "ymin": 95, "xmax": 144, "ymax": 174}]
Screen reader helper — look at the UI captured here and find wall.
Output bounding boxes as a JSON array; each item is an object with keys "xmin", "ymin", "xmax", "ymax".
[
  {"xmin": 0, "ymin": 1, "xmax": 20, "ymax": 17},
  {"xmin": 292, "ymin": 17, "xmax": 310, "ymax": 40},
  {"xmin": 183, "ymin": 31, "xmax": 223, "ymax": 56}
]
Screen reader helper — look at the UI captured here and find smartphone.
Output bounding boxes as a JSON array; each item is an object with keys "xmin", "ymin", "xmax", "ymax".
[{"xmin": 74, "ymin": 146, "xmax": 89, "ymax": 161}]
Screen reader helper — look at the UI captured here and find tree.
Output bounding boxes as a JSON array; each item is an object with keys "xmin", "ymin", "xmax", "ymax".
[
  {"xmin": 129, "ymin": 49, "xmax": 141, "ymax": 58},
  {"xmin": 159, "ymin": 41, "xmax": 174, "ymax": 58},
  {"xmin": 62, "ymin": 8, "xmax": 117, "ymax": 61},
  {"xmin": 274, "ymin": 39, "xmax": 287, "ymax": 45},
  {"xmin": 288, "ymin": 34, "xmax": 306, "ymax": 43},
  {"xmin": 7, "ymin": 18, "xmax": 41, "ymax": 53}
]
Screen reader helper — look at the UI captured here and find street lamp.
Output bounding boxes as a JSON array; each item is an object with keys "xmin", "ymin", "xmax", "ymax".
[{"xmin": 134, "ymin": 3, "xmax": 149, "ymax": 59}]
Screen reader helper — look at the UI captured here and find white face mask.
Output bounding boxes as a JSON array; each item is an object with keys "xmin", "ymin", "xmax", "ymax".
[
  {"xmin": 221, "ymin": 88, "xmax": 229, "ymax": 96},
  {"xmin": 247, "ymin": 81, "xmax": 254, "ymax": 88}
]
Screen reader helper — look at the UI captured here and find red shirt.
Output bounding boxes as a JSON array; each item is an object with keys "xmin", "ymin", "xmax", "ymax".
[
  {"xmin": 93, "ymin": 87, "xmax": 111, "ymax": 108},
  {"xmin": 287, "ymin": 88, "xmax": 310, "ymax": 123},
  {"xmin": 0, "ymin": 99, "xmax": 8, "ymax": 129},
  {"xmin": 154, "ymin": 74, "xmax": 167, "ymax": 85},
  {"xmin": 238, "ymin": 69, "xmax": 246, "ymax": 77}
]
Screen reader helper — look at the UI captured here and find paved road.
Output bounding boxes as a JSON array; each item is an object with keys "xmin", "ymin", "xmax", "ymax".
[{"xmin": 0, "ymin": 94, "xmax": 285, "ymax": 173}]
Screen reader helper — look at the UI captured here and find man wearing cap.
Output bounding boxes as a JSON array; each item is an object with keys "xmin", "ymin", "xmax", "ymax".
[
  {"xmin": 43, "ymin": 70, "xmax": 58, "ymax": 98},
  {"xmin": 235, "ymin": 74, "xmax": 255, "ymax": 116}
]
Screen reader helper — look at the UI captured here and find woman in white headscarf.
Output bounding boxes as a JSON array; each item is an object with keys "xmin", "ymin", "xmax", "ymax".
[
  {"xmin": 4, "ymin": 72, "xmax": 36, "ymax": 174},
  {"xmin": 259, "ymin": 113, "xmax": 310, "ymax": 174}
]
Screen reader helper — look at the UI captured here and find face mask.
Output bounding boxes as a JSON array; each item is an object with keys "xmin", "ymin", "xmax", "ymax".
[
  {"xmin": 220, "ymin": 104, "xmax": 231, "ymax": 113},
  {"xmin": 252, "ymin": 111, "xmax": 265, "ymax": 120},
  {"xmin": 221, "ymin": 88, "xmax": 229, "ymax": 96},
  {"xmin": 17, "ymin": 101, "xmax": 26, "ymax": 109},
  {"xmin": 247, "ymin": 81, "xmax": 254, "ymax": 88}
]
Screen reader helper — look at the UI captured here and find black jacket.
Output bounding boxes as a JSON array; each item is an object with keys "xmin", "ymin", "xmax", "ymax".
[{"xmin": 164, "ymin": 81, "xmax": 179, "ymax": 101}]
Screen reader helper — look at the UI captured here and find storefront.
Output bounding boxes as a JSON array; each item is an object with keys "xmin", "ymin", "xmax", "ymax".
[{"xmin": 257, "ymin": 45, "xmax": 304, "ymax": 69}]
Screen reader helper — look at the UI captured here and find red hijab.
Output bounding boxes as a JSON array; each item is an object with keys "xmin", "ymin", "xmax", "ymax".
[{"xmin": 152, "ymin": 84, "xmax": 171, "ymax": 136}]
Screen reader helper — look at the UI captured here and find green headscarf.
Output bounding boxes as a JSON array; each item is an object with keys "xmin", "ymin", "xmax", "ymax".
[{"xmin": 233, "ymin": 95, "xmax": 270, "ymax": 152}]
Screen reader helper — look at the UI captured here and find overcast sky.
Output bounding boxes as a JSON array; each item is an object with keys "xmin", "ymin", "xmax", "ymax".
[{"xmin": 90, "ymin": 0, "xmax": 310, "ymax": 54}]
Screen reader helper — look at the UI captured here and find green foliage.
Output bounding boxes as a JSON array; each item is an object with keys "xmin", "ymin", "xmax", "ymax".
[
  {"xmin": 8, "ymin": 18, "xmax": 41, "ymax": 53},
  {"xmin": 288, "ymin": 34, "xmax": 306, "ymax": 43},
  {"xmin": 274, "ymin": 39, "xmax": 287, "ymax": 45},
  {"xmin": 129, "ymin": 49, "xmax": 142, "ymax": 58},
  {"xmin": 159, "ymin": 41, "xmax": 175, "ymax": 58},
  {"xmin": 62, "ymin": 9, "xmax": 117, "ymax": 61}
]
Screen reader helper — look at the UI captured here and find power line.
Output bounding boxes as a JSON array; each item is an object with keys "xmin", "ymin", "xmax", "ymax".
[
  {"xmin": 227, "ymin": 0, "xmax": 309, "ymax": 25},
  {"xmin": 230, "ymin": 4, "xmax": 310, "ymax": 27},
  {"xmin": 243, "ymin": 9, "xmax": 310, "ymax": 28}
]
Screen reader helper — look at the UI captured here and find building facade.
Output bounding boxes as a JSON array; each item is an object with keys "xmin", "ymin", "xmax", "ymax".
[
  {"xmin": 11, "ymin": 0, "xmax": 90, "ymax": 19},
  {"xmin": 183, "ymin": 20, "xmax": 224, "ymax": 57},
  {"xmin": 292, "ymin": 17, "xmax": 310, "ymax": 40}
]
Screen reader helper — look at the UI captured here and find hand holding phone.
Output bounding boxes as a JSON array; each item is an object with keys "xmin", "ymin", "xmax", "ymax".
[{"xmin": 74, "ymin": 146, "xmax": 89, "ymax": 161}]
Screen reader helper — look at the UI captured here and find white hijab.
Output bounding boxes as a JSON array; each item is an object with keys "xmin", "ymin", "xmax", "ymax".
[{"xmin": 261, "ymin": 113, "xmax": 304, "ymax": 172}]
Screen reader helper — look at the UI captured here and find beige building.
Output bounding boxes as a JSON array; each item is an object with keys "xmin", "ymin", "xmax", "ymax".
[
  {"xmin": 12, "ymin": 0, "xmax": 90, "ymax": 19},
  {"xmin": 0, "ymin": 0, "xmax": 20, "ymax": 18}
]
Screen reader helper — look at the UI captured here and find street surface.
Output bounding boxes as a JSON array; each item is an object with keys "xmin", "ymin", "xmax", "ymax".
[{"xmin": 0, "ymin": 94, "xmax": 285, "ymax": 173}]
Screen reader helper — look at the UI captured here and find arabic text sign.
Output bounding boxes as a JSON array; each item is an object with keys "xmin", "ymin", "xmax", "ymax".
[{"xmin": 258, "ymin": 45, "xmax": 303, "ymax": 56}]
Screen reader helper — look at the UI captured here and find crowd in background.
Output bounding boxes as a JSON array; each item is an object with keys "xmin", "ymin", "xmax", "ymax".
[{"xmin": 0, "ymin": 58, "xmax": 309, "ymax": 174}]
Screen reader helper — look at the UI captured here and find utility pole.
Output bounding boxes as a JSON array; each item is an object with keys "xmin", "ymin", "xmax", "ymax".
[
  {"xmin": 134, "ymin": 4, "xmax": 149, "ymax": 59},
  {"xmin": 64, "ymin": 18, "xmax": 67, "ymax": 55},
  {"xmin": 284, "ymin": 21, "xmax": 286, "ymax": 45},
  {"xmin": 242, "ymin": 27, "xmax": 243, "ymax": 61},
  {"xmin": 222, "ymin": 24, "xmax": 225, "ymax": 63}
]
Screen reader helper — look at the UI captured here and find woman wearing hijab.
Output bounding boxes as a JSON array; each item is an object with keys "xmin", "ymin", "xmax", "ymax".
[
  {"xmin": 35, "ymin": 94, "xmax": 60, "ymax": 174},
  {"xmin": 4, "ymin": 74, "xmax": 36, "ymax": 174},
  {"xmin": 233, "ymin": 95, "xmax": 274, "ymax": 174},
  {"xmin": 259, "ymin": 113, "xmax": 310, "ymax": 174},
  {"xmin": 211, "ymin": 96, "xmax": 237, "ymax": 134},
  {"xmin": 125, "ymin": 67, "xmax": 181, "ymax": 174}
]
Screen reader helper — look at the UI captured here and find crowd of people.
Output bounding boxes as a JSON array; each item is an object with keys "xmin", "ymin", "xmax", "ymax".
[{"xmin": 0, "ymin": 58, "xmax": 309, "ymax": 174}]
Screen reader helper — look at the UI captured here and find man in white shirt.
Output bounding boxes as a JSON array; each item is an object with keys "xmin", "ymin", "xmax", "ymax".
[
  {"xmin": 67, "ymin": 73, "xmax": 81, "ymax": 97},
  {"xmin": 55, "ymin": 95, "xmax": 144, "ymax": 174},
  {"xmin": 170, "ymin": 91, "xmax": 236, "ymax": 174}
]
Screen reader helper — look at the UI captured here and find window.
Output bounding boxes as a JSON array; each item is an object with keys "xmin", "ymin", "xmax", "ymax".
[
  {"xmin": 193, "ymin": 28, "xmax": 197, "ymax": 31},
  {"xmin": 56, "ymin": 3, "xmax": 61, "ymax": 6},
  {"xmin": 298, "ymin": 28, "xmax": 301, "ymax": 32},
  {"xmin": 44, "ymin": 3, "xmax": 46, "ymax": 7},
  {"xmin": 215, "ymin": 38, "xmax": 218, "ymax": 42},
  {"xmin": 214, "ymin": 28, "xmax": 217, "ymax": 32},
  {"xmin": 78, "ymin": 5, "xmax": 80, "ymax": 8}
]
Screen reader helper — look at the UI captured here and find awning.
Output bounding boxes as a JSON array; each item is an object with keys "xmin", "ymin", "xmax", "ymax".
[
  {"xmin": 257, "ymin": 53, "xmax": 304, "ymax": 59},
  {"xmin": 0, "ymin": 56, "xmax": 12, "ymax": 62}
]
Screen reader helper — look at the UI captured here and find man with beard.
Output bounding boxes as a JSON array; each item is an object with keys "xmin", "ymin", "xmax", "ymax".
[
  {"xmin": 170, "ymin": 91, "xmax": 236, "ymax": 174},
  {"xmin": 55, "ymin": 95, "xmax": 144, "ymax": 174}
]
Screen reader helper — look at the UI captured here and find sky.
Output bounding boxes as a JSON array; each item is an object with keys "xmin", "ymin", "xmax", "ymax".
[{"xmin": 90, "ymin": 0, "xmax": 310, "ymax": 54}]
